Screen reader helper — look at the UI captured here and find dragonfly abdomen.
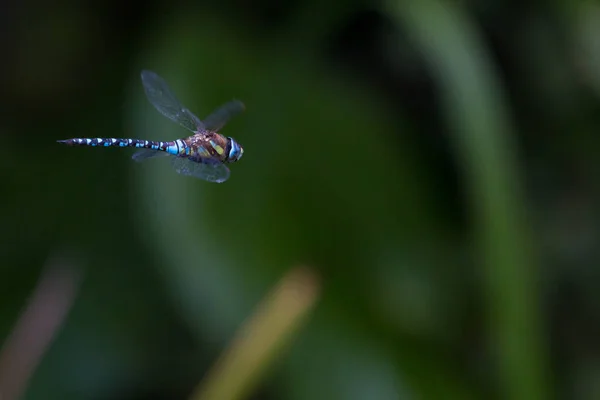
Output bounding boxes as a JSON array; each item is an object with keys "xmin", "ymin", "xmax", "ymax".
[{"xmin": 57, "ymin": 138, "xmax": 184, "ymax": 155}]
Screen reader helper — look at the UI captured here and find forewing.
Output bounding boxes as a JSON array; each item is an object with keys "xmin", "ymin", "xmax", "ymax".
[
  {"xmin": 131, "ymin": 149, "xmax": 170, "ymax": 162},
  {"xmin": 170, "ymin": 157, "xmax": 231, "ymax": 183},
  {"xmin": 140, "ymin": 70, "xmax": 205, "ymax": 133},
  {"xmin": 202, "ymin": 100, "xmax": 245, "ymax": 132}
]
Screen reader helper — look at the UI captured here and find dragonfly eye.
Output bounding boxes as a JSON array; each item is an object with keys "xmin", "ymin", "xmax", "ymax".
[{"xmin": 228, "ymin": 138, "xmax": 243, "ymax": 162}]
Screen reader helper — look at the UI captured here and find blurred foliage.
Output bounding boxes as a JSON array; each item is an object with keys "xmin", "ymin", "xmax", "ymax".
[{"xmin": 3, "ymin": 0, "xmax": 600, "ymax": 399}]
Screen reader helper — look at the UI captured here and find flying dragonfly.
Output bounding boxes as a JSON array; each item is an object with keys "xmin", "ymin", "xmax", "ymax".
[{"xmin": 58, "ymin": 70, "xmax": 245, "ymax": 183}]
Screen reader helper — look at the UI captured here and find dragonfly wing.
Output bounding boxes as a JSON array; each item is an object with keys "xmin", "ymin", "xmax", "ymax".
[
  {"xmin": 131, "ymin": 149, "xmax": 170, "ymax": 162},
  {"xmin": 170, "ymin": 157, "xmax": 231, "ymax": 183},
  {"xmin": 140, "ymin": 70, "xmax": 205, "ymax": 133},
  {"xmin": 202, "ymin": 100, "xmax": 245, "ymax": 132}
]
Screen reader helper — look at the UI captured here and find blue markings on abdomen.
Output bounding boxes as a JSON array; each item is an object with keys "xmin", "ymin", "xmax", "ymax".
[
  {"xmin": 165, "ymin": 139, "xmax": 186, "ymax": 156},
  {"xmin": 58, "ymin": 138, "xmax": 176, "ymax": 153}
]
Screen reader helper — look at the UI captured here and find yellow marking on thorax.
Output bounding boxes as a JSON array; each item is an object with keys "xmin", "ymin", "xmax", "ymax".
[
  {"xmin": 197, "ymin": 146, "xmax": 210, "ymax": 157},
  {"xmin": 210, "ymin": 140, "xmax": 224, "ymax": 155}
]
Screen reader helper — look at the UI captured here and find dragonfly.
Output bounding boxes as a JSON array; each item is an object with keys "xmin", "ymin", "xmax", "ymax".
[{"xmin": 58, "ymin": 70, "xmax": 245, "ymax": 183}]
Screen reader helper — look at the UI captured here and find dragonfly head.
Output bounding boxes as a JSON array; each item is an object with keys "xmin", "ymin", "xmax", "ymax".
[{"xmin": 227, "ymin": 137, "xmax": 244, "ymax": 162}]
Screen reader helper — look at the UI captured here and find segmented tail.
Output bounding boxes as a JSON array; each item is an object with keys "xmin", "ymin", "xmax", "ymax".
[{"xmin": 57, "ymin": 137, "xmax": 180, "ymax": 154}]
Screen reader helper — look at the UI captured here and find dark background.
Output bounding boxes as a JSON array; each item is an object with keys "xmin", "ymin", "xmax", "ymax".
[{"xmin": 2, "ymin": 0, "xmax": 600, "ymax": 399}]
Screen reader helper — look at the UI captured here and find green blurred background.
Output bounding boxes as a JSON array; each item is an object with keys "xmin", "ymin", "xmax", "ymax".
[{"xmin": 3, "ymin": 0, "xmax": 600, "ymax": 399}]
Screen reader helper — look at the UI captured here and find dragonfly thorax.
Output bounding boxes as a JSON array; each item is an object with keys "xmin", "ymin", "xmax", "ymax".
[{"xmin": 226, "ymin": 137, "xmax": 244, "ymax": 163}]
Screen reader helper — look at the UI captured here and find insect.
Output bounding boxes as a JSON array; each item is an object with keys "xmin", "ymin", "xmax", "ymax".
[{"xmin": 58, "ymin": 70, "xmax": 245, "ymax": 183}]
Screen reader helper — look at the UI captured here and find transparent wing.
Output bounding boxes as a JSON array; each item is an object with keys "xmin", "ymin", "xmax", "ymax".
[
  {"xmin": 140, "ymin": 70, "xmax": 205, "ymax": 133},
  {"xmin": 202, "ymin": 100, "xmax": 245, "ymax": 132},
  {"xmin": 131, "ymin": 149, "xmax": 170, "ymax": 162},
  {"xmin": 170, "ymin": 157, "xmax": 231, "ymax": 183}
]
